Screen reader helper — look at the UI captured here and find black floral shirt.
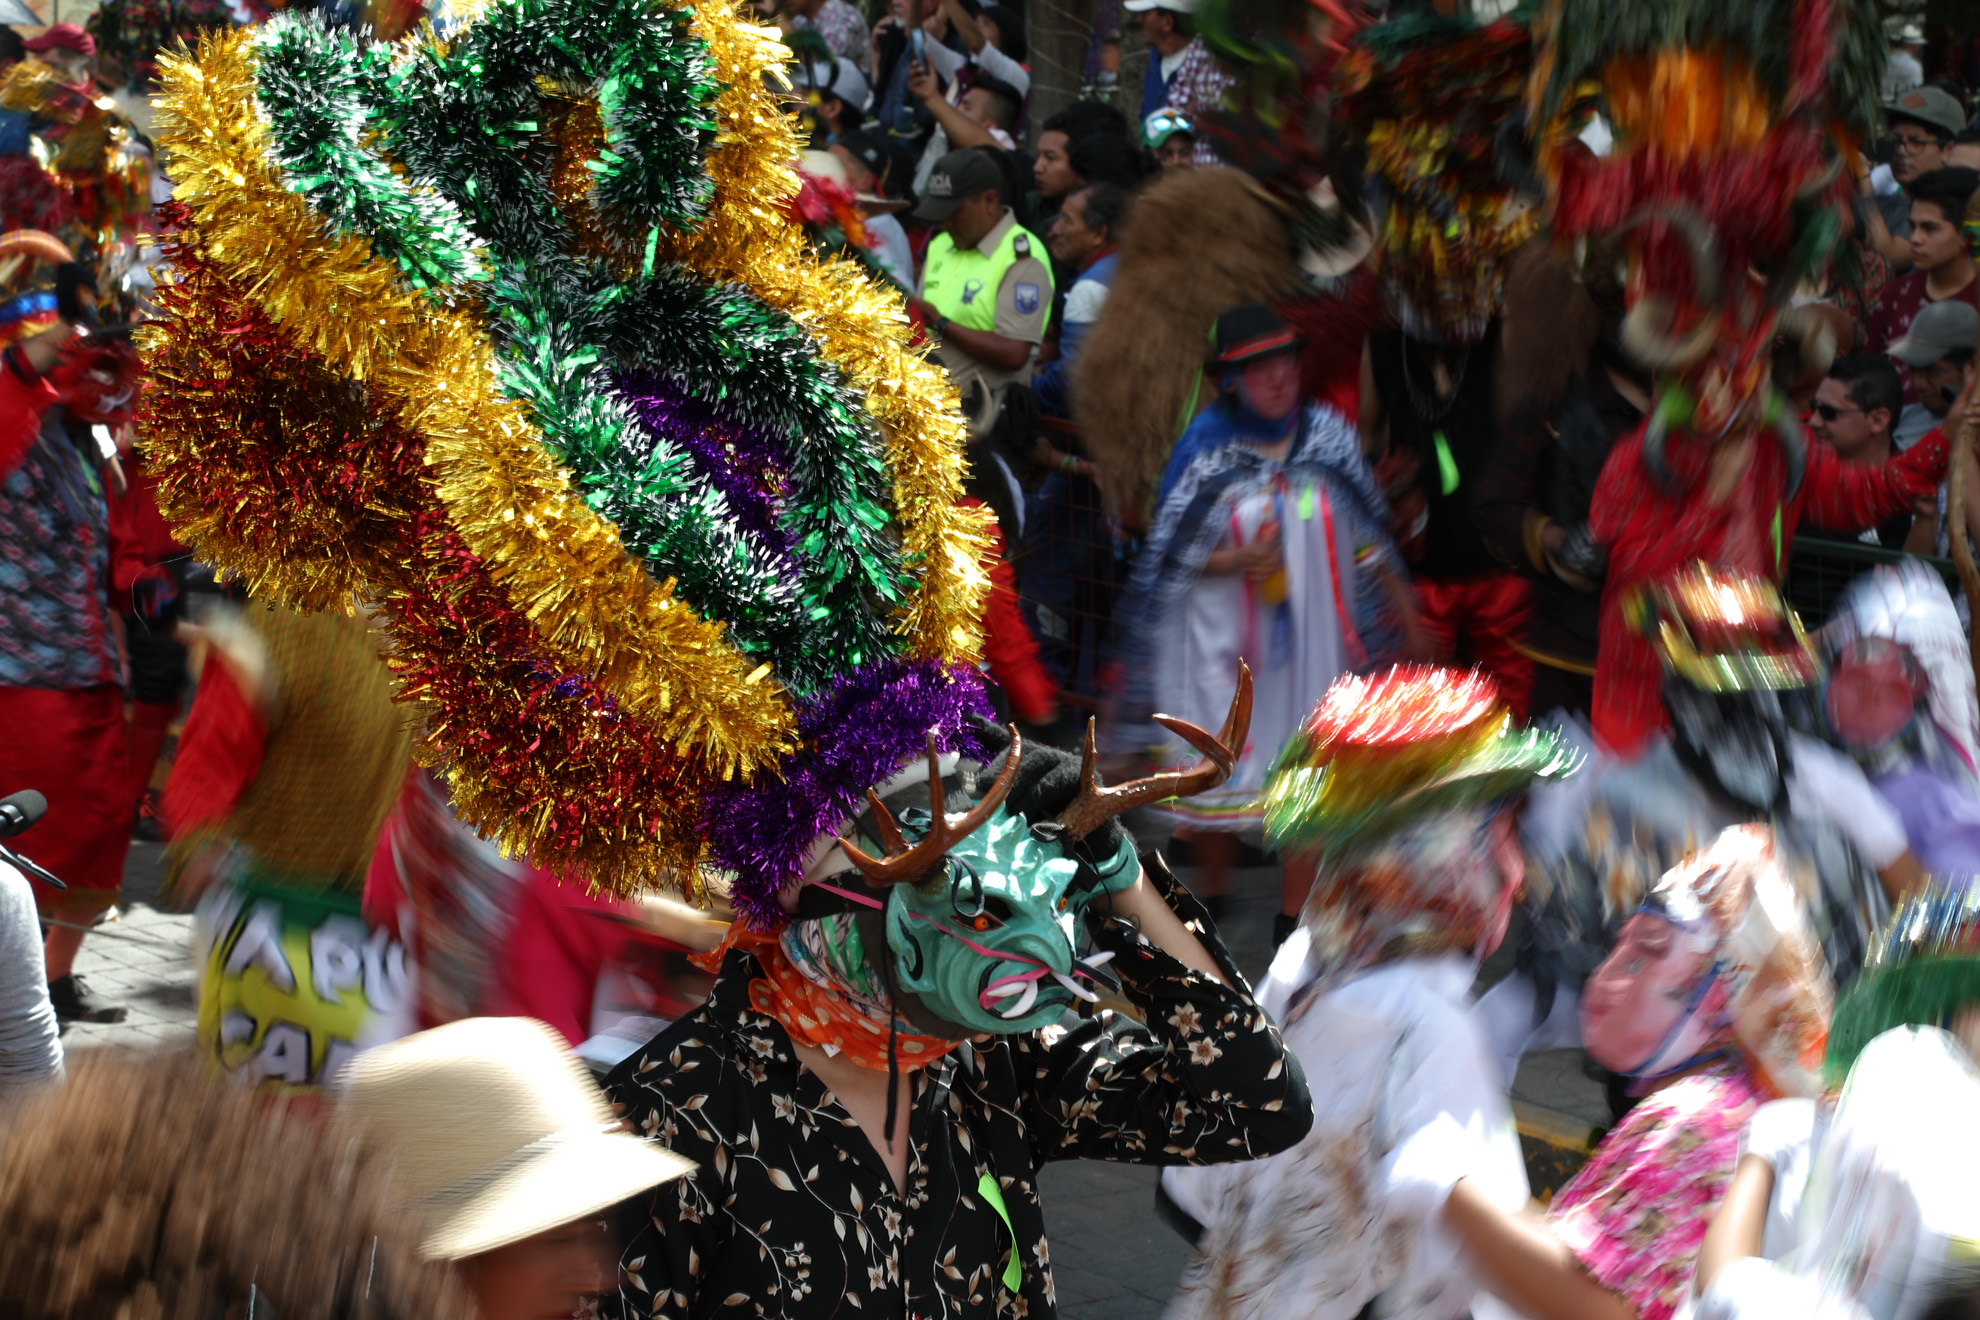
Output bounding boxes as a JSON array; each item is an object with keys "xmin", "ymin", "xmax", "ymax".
[{"xmin": 603, "ymin": 878, "xmax": 1311, "ymax": 1320}]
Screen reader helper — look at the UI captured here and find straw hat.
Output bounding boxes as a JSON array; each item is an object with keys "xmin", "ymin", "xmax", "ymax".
[{"xmin": 343, "ymin": 1017, "xmax": 695, "ymax": 1261}]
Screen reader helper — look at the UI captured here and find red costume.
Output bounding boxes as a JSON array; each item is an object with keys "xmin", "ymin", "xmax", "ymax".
[{"xmin": 1590, "ymin": 422, "xmax": 1946, "ymax": 754}]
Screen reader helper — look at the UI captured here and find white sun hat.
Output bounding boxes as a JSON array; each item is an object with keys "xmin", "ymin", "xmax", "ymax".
[{"xmin": 343, "ymin": 1016, "xmax": 695, "ymax": 1261}]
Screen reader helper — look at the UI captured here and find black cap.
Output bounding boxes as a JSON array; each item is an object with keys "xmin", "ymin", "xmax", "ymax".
[
  {"xmin": 912, "ymin": 149, "xmax": 1004, "ymax": 222},
  {"xmin": 1211, "ymin": 304, "xmax": 1298, "ymax": 367}
]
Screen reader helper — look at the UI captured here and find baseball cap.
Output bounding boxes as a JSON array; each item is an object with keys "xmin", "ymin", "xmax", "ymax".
[
  {"xmin": 912, "ymin": 149, "xmax": 1003, "ymax": 222},
  {"xmin": 1144, "ymin": 107, "xmax": 1193, "ymax": 148},
  {"xmin": 1888, "ymin": 299, "xmax": 1979, "ymax": 366},
  {"xmin": 793, "ymin": 54, "xmax": 869, "ymax": 115},
  {"xmin": 23, "ymin": 23, "xmax": 95, "ymax": 56},
  {"xmin": 1211, "ymin": 304, "xmax": 1299, "ymax": 367},
  {"xmin": 1123, "ymin": 0, "xmax": 1198, "ymax": 13},
  {"xmin": 832, "ymin": 130, "xmax": 912, "ymax": 211},
  {"xmin": 1887, "ymin": 86, "xmax": 1965, "ymax": 142}
]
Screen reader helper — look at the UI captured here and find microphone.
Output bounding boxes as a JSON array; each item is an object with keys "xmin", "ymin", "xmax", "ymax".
[{"xmin": 0, "ymin": 789, "xmax": 43, "ymax": 840}]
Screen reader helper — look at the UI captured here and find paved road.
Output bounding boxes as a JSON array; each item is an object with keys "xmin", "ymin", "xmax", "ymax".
[
  {"xmin": 58, "ymin": 838, "xmax": 197, "ymax": 1055},
  {"xmin": 66, "ymin": 843, "xmax": 1606, "ymax": 1319}
]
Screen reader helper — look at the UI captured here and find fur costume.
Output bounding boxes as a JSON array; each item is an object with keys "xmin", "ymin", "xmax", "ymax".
[
  {"xmin": 1072, "ymin": 166, "xmax": 1297, "ymax": 523},
  {"xmin": 0, "ymin": 1048, "xmax": 475, "ymax": 1319}
]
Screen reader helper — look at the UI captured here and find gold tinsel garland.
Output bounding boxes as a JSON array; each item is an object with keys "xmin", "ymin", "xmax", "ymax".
[
  {"xmin": 141, "ymin": 242, "xmax": 717, "ymax": 892},
  {"xmin": 149, "ymin": 28, "xmax": 792, "ymax": 780},
  {"xmin": 143, "ymin": 0, "xmax": 990, "ymax": 887},
  {"xmin": 660, "ymin": 5, "xmax": 991, "ymax": 662}
]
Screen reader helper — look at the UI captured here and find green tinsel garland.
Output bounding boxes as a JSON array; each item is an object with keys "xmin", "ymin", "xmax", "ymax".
[
  {"xmin": 252, "ymin": 17, "xmax": 484, "ymax": 294},
  {"xmin": 247, "ymin": 0, "xmax": 908, "ymax": 695},
  {"xmin": 1828, "ymin": 954, "xmax": 1980, "ymax": 1083},
  {"xmin": 609, "ymin": 272, "xmax": 907, "ymax": 688},
  {"xmin": 381, "ymin": 0, "xmax": 716, "ymax": 268},
  {"xmin": 482, "ymin": 258, "xmax": 814, "ymax": 668}
]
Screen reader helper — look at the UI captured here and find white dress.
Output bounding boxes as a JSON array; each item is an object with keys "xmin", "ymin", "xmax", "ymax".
[
  {"xmin": 1163, "ymin": 946, "xmax": 1529, "ymax": 1320},
  {"xmin": 1690, "ymin": 1027, "xmax": 1980, "ymax": 1320},
  {"xmin": 1151, "ymin": 463, "xmax": 1375, "ymax": 834}
]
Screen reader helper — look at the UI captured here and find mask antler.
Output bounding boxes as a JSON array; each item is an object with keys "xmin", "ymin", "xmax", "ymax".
[
  {"xmin": 1056, "ymin": 663, "xmax": 1254, "ymax": 839},
  {"xmin": 835, "ymin": 728, "xmax": 1025, "ymax": 884}
]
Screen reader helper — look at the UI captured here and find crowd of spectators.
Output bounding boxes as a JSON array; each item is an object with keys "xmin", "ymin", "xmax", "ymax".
[
  {"xmin": 765, "ymin": 0, "xmax": 1209, "ymax": 736},
  {"xmin": 761, "ymin": 3, "xmax": 1980, "ymax": 879}
]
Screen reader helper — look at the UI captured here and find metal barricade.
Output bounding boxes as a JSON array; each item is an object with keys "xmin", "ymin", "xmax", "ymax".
[{"xmin": 1783, "ymin": 537, "xmax": 1960, "ymax": 627}]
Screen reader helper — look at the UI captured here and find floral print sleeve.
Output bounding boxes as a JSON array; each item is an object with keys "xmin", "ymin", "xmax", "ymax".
[
  {"xmin": 1545, "ymin": 1061, "xmax": 1765, "ymax": 1320},
  {"xmin": 603, "ymin": 865, "xmax": 1310, "ymax": 1320},
  {"xmin": 1013, "ymin": 869, "xmax": 1313, "ymax": 1165}
]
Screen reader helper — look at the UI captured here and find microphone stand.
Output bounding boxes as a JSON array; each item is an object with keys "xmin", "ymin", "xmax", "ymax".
[{"xmin": 0, "ymin": 841, "xmax": 65, "ymax": 889}]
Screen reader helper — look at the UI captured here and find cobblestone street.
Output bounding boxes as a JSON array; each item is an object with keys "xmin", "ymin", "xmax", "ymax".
[{"xmin": 58, "ymin": 839, "xmax": 196, "ymax": 1057}]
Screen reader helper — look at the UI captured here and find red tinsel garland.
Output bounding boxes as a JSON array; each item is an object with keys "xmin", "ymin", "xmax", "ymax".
[{"xmin": 140, "ymin": 212, "xmax": 715, "ymax": 892}]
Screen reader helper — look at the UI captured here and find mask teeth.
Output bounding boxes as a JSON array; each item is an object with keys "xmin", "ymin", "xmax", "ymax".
[
  {"xmin": 1051, "ymin": 969, "xmax": 1100, "ymax": 1003},
  {"xmin": 1077, "ymin": 950, "xmax": 1115, "ymax": 970},
  {"xmin": 998, "ymin": 981, "xmax": 1039, "ymax": 1019}
]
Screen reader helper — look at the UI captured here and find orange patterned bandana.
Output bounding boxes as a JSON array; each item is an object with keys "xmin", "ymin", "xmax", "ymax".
[{"xmin": 695, "ymin": 920, "xmax": 959, "ymax": 1072}]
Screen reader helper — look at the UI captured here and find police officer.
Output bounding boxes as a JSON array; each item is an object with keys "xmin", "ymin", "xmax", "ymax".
[{"xmin": 909, "ymin": 147, "xmax": 1053, "ymax": 435}]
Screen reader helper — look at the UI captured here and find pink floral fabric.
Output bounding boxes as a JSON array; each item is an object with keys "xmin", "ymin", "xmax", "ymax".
[{"xmin": 1546, "ymin": 1060, "xmax": 1765, "ymax": 1320}]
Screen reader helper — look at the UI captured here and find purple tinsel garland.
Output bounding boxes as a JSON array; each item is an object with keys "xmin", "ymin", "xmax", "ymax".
[
  {"xmin": 703, "ymin": 658, "xmax": 994, "ymax": 927},
  {"xmin": 614, "ymin": 371, "xmax": 796, "ymax": 555}
]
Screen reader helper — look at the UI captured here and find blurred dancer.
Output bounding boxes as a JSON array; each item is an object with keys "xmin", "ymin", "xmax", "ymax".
[
  {"xmin": 1164, "ymin": 665, "xmax": 1578, "ymax": 1320},
  {"xmin": 1115, "ymin": 304, "xmax": 1422, "ymax": 916},
  {"xmin": 162, "ymin": 600, "xmax": 414, "ymax": 1095},
  {"xmin": 364, "ymin": 767, "xmax": 720, "ymax": 1061},
  {"xmin": 0, "ymin": 232, "xmax": 136, "ymax": 1024},
  {"xmin": 1486, "ymin": 566, "xmax": 1921, "ymax": 1085},
  {"xmin": 1696, "ymin": 883, "xmax": 1980, "ymax": 1320},
  {"xmin": 1820, "ymin": 562, "xmax": 1980, "ymax": 874},
  {"xmin": 1461, "ymin": 826, "xmax": 1834, "ymax": 1320}
]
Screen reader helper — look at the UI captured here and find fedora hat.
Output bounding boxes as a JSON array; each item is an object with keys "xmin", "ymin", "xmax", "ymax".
[{"xmin": 344, "ymin": 1017, "xmax": 695, "ymax": 1261}]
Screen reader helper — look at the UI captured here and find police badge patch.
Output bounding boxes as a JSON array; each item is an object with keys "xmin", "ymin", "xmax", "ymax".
[{"xmin": 1014, "ymin": 283, "xmax": 1040, "ymax": 315}]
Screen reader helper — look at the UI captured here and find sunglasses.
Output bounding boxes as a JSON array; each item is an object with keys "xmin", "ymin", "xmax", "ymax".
[
  {"xmin": 1811, "ymin": 401, "xmax": 1864, "ymax": 422},
  {"xmin": 1893, "ymin": 134, "xmax": 1947, "ymax": 153}
]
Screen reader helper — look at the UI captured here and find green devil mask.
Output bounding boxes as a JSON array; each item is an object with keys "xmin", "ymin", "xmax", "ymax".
[
  {"xmin": 830, "ymin": 668, "xmax": 1254, "ymax": 1038},
  {"xmin": 883, "ymin": 810, "xmax": 1115, "ymax": 1035}
]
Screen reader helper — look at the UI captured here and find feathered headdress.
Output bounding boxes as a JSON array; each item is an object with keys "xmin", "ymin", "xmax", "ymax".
[
  {"xmin": 139, "ymin": 0, "xmax": 989, "ymax": 922},
  {"xmin": 1264, "ymin": 664, "xmax": 1580, "ymax": 856},
  {"xmin": 1332, "ymin": 12, "xmax": 1540, "ymax": 342},
  {"xmin": 1527, "ymin": 0, "xmax": 1885, "ymax": 442},
  {"xmin": 1828, "ymin": 882, "xmax": 1980, "ymax": 1081},
  {"xmin": 1625, "ymin": 562, "xmax": 1824, "ymax": 693}
]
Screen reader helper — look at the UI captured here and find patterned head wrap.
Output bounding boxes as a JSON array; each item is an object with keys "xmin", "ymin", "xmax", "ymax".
[{"xmin": 1585, "ymin": 824, "xmax": 1833, "ymax": 1097}]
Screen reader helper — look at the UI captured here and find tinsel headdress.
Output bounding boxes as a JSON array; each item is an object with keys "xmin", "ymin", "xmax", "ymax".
[
  {"xmin": 0, "ymin": 58, "xmax": 152, "ymax": 270},
  {"xmin": 1625, "ymin": 562, "xmax": 1823, "ymax": 693},
  {"xmin": 1828, "ymin": 882, "xmax": 1980, "ymax": 1081},
  {"xmin": 139, "ymin": 0, "xmax": 988, "ymax": 923},
  {"xmin": 1332, "ymin": 12, "xmax": 1540, "ymax": 343},
  {"xmin": 1263, "ymin": 664, "xmax": 1580, "ymax": 856},
  {"xmin": 1527, "ymin": 0, "xmax": 1885, "ymax": 441}
]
